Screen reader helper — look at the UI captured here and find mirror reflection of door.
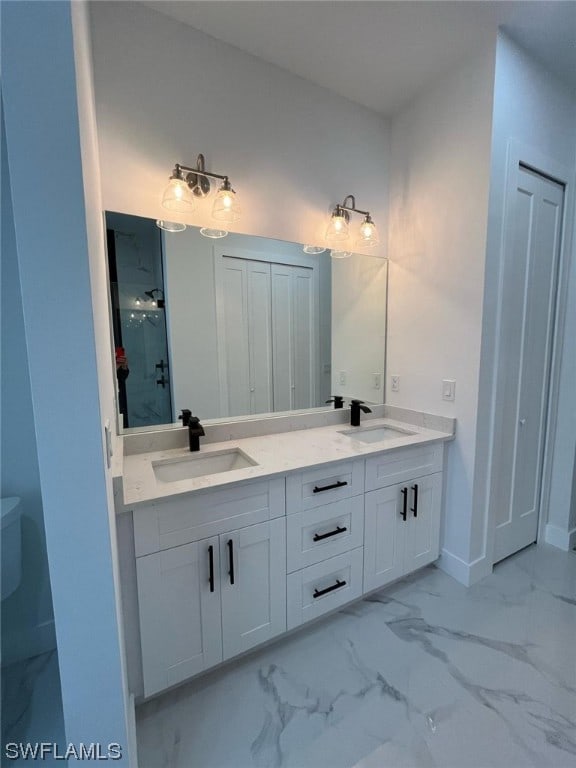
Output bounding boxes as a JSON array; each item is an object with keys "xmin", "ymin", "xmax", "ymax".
[{"xmin": 106, "ymin": 212, "xmax": 173, "ymax": 428}]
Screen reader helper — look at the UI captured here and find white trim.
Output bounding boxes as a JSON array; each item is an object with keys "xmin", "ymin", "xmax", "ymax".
[
  {"xmin": 484, "ymin": 139, "xmax": 576, "ymax": 568},
  {"xmin": 437, "ymin": 549, "xmax": 492, "ymax": 587},
  {"xmin": 544, "ymin": 523, "xmax": 576, "ymax": 552}
]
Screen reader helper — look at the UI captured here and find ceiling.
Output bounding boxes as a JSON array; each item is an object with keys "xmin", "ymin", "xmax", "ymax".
[{"xmin": 144, "ymin": 1, "xmax": 576, "ymax": 117}]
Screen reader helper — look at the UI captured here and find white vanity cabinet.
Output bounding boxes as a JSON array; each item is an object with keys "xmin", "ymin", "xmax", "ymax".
[
  {"xmin": 122, "ymin": 439, "xmax": 449, "ymax": 699},
  {"xmin": 133, "ymin": 480, "xmax": 286, "ymax": 697},
  {"xmin": 363, "ymin": 445, "xmax": 443, "ymax": 592}
]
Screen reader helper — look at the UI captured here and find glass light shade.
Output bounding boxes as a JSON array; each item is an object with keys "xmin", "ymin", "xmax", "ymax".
[
  {"xmin": 156, "ymin": 219, "xmax": 186, "ymax": 232},
  {"xmin": 330, "ymin": 249, "xmax": 353, "ymax": 259},
  {"xmin": 325, "ymin": 213, "xmax": 349, "ymax": 245},
  {"xmin": 212, "ymin": 187, "xmax": 241, "ymax": 222},
  {"xmin": 303, "ymin": 245, "xmax": 327, "ymax": 255},
  {"xmin": 161, "ymin": 178, "xmax": 195, "ymax": 213},
  {"xmin": 200, "ymin": 227, "xmax": 228, "ymax": 239},
  {"xmin": 356, "ymin": 218, "xmax": 379, "ymax": 248}
]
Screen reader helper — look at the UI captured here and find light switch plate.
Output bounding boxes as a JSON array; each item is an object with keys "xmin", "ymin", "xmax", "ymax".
[
  {"xmin": 373, "ymin": 373, "xmax": 382, "ymax": 389},
  {"xmin": 442, "ymin": 379, "xmax": 456, "ymax": 401},
  {"xmin": 339, "ymin": 371, "xmax": 347, "ymax": 386},
  {"xmin": 391, "ymin": 375, "xmax": 400, "ymax": 392}
]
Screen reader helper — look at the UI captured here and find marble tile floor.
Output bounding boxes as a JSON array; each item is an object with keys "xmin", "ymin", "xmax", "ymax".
[
  {"xmin": 137, "ymin": 544, "xmax": 576, "ymax": 768},
  {"xmin": 1, "ymin": 649, "xmax": 65, "ymax": 766}
]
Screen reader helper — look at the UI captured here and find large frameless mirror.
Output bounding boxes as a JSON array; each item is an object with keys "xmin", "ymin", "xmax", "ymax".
[{"xmin": 105, "ymin": 212, "xmax": 387, "ymax": 432}]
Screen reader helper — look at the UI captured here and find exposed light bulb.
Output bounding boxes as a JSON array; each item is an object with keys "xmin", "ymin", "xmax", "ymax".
[
  {"xmin": 161, "ymin": 176, "xmax": 195, "ymax": 213},
  {"xmin": 356, "ymin": 215, "xmax": 379, "ymax": 248},
  {"xmin": 325, "ymin": 209, "xmax": 350, "ymax": 245},
  {"xmin": 212, "ymin": 181, "xmax": 241, "ymax": 223},
  {"xmin": 135, "ymin": 298, "xmax": 141, "ymax": 305}
]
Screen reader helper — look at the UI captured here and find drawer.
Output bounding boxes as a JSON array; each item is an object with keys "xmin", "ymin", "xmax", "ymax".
[
  {"xmin": 287, "ymin": 547, "xmax": 364, "ymax": 630},
  {"xmin": 365, "ymin": 444, "xmax": 443, "ymax": 491},
  {"xmin": 286, "ymin": 460, "xmax": 364, "ymax": 514},
  {"xmin": 286, "ymin": 496, "xmax": 364, "ymax": 572},
  {"xmin": 133, "ymin": 478, "xmax": 285, "ymax": 557}
]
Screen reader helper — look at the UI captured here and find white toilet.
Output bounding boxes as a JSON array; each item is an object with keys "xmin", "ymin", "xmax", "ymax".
[{"xmin": 1, "ymin": 497, "xmax": 22, "ymax": 600}]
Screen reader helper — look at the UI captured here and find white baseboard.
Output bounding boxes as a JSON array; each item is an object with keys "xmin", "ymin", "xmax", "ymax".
[
  {"xmin": 545, "ymin": 523, "xmax": 576, "ymax": 551},
  {"xmin": 437, "ymin": 549, "xmax": 492, "ymax": 586}
]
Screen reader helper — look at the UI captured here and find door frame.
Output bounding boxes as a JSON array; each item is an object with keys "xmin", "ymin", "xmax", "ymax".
[
  {"xmin": 485, "ymin": 139, "xmax": 575, "ymax": 567},
  {"xmin": 213, "ymin": 245, "xmax": 321, "ymax": 417}
]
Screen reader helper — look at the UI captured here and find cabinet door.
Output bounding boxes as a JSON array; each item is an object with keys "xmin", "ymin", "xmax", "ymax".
[
  {"xmin": 404, "ymin": 473, "xmax": 442, "ymax": 572},
  {"xmin": 363, "ymin": 484, "xmax": 407, "ymax": 592},
  {"xmin": 220, "ymin": 518, "xmax": 286, "ymax": 660},
  {"xmin": 136, "ymin": 537, "xmax": 222, "ymax": 697}
]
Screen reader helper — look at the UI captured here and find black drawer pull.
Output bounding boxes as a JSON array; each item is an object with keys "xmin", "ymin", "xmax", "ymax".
[
  {"xmin": 227, "ymin": 539, "xmax": 235, "ymax": 585},
  {"xmin": 400, "ymin": 487, "xmax": 408, "ymax": 521},
  {"xmin": 208, "ymin": 545, "xmax": 215, "ymax": 593},
  {"xmin": 313, "ymin": 480, "xmax": 348, "ymax": 494},
  {"xmin": 411, "ymin": 483, "xmax": 419, "ymax": 518},
  {"xmin": 313, "ymin": 525, "xmax": 348, "ymax": 542},
  {"xmin": 313, "ymin": 579, "xmax": 347, "ymax": 598}
]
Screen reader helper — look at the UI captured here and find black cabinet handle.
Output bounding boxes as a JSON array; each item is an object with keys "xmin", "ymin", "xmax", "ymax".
[
  {"xmin": 227, "ymin": 539, "xmax": 235, "ymax": 585},
  {"xmin": 400, "ymin": 487, "xmax": 408, "ymax": 521},
  {"xmin": 313, "ymin": 579, "xmax": 347, "ymax": 598},
  {"xmin": 313, "ymin": 525, "xmax": 348, "ymax": 542},
  {"xmin": 313, "ymin": 480, "xmax": 348, "ymax": 494},
  {"xmin": 411, "ymin": 484, "xmax": 419, "ymax": 517},
  {"xmin": 208, "ymin": 545, "xmax": 215, "ymax": 593}
]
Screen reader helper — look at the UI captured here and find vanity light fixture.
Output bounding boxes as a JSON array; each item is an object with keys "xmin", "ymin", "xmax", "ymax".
[
  {"xmin": 156, "ymin": 220, "xmax": 186, "ymax": 233},
  {"xmin": 326, "ymin": 195, "xmax": 380, "ymax": 250},
  {"xmin": 159, "ymin": 154, "xmax": 239, "ymax": 237},
  {"xmin": 302, "ymin": 245, "xmax": 327, "ymax": 255}
]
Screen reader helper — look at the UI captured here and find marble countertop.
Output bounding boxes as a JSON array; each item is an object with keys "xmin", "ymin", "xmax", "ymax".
[{"xmin": 121, "ymin": 416, "xmax": 454, "ymax": 509}]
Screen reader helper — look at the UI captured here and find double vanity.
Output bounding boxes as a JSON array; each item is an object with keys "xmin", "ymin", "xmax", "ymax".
[{"xmin": 114, "ymin": 406, "xmax": 455, "ymax": 700}]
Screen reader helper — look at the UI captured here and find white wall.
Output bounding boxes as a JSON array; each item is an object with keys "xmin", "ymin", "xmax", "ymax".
[
  {"xmin": 2, "ymin": 1, "xmax": 132, "ymax": 761},
  {"xmin": 89, "ymin": 2, "xmax": 389, "ymax": 254},
  {"xmin": 476, "ymin": 33, "xmax": 576, "ymax": 561},
  {"xmin": 386, "ymin": 45, "xmax": 497, "ymax": 585},
  {"xmin": 1, "ymin": 112, "xmax": 56, "ymax": 665},
  {"xmin": 163, "ymin": 227, "xmax": 332, "ymax": 418},
  {"xmin": 331, "ymin": 255, "xmax": 388, "ymax": 403}
]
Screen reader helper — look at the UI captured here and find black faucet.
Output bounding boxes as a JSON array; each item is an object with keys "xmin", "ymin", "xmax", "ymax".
[
  {"xmin": 178, "ymin": 409, "xmax": 192, "ymax": 426},
  {"xmin": 326, "ymin": 395, "xmax": 345, "ymax": 409},
  {"xmin": 350, "ymin": 399, "xmax": 372, "ymax": 427},
  {"xmin": 187, "ymin": 416, "xmax": 205, "ymax": 452}
]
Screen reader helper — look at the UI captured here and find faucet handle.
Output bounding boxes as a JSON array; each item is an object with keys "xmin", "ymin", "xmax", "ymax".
[
  {"xmin": 179, "ymin": 409, "xmax": 192, "ymax": 426},
  {"xmin": 350, "ymin": 399, "xmax": 365, "ymax": 405}
]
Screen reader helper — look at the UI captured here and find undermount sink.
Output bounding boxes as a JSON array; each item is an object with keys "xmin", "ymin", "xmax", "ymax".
[
  {"xmin": 339, "ymin": 424, "xmax": 416, "ymax": 444},
  {"xmin": 153, "ymin": 448, "xmax": 258, "ymax": 483}
]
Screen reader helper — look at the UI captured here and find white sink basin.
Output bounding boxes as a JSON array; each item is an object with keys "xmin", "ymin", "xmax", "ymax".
[
  {"xmin": 153, "ymin": 448, "xmax": 258, "ymax": 483},
  {"xmin": 339, "ymin": 425, "xmax": 416, "ymax": 444}
]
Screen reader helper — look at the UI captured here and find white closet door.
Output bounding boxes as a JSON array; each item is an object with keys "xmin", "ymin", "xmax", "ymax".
[
  {"xmin": 247, "ymin": 261, "xmax": 273, "ymax": 414},
  {"xmin": 291, "ymin": 266, "xmax": 315, "ymax": 409},
  {"xmin": 493, "ymin": 166, "xmax": 564, "ymax": 563},
  {"xmin": 221, "ymin": 258, "xmax": 272, "ymax": 416},
  {"xmin": 221, "ymin": 258, "xmax": 251, "ymax": 417},
  {"xmin": 271, "ymin": 264, "xmax": 294, "ymax": 411}
]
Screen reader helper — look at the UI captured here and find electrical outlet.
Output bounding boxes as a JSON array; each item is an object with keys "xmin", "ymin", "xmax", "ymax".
[
  {"xmin": 373, "ymin": 373, "xmax": 382, "ymax": 389},
  {"xmin": 442, "ymin": 379, "xmax": 456, "ymax": 401},
  {"xmin": 339, "ymin": 371, "xmax": 347, "ymax": 386},
  {"xmin": 391, "ymin": 375, "xmax": 400, "ymax": 392}
]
